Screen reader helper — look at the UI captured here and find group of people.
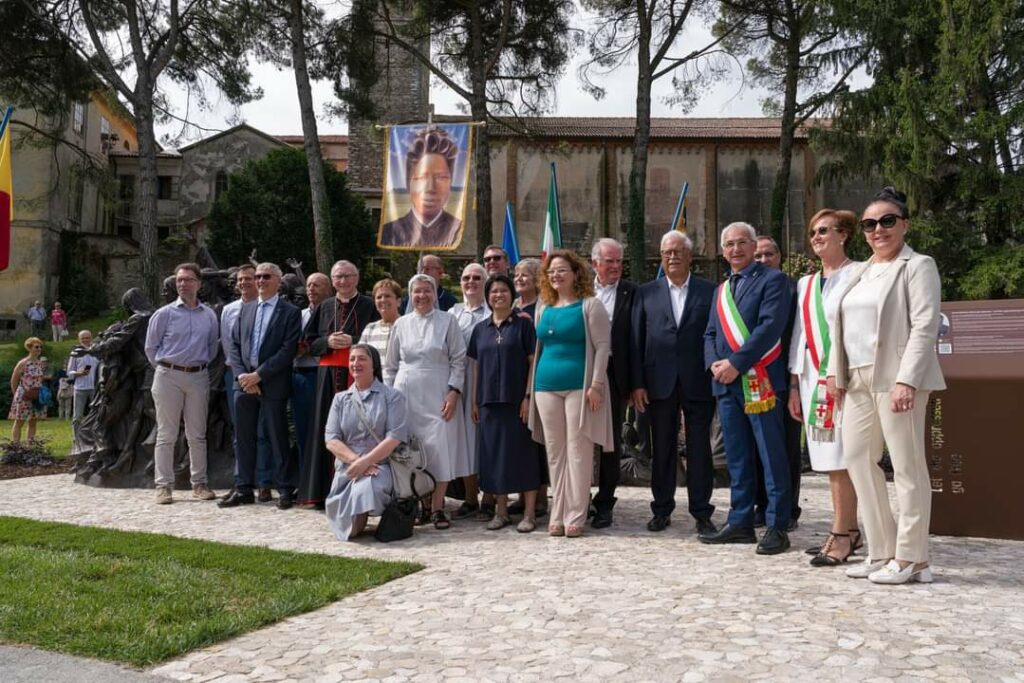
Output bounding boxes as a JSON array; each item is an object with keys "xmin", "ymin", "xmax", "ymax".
[
  {"xmin": 133, "ymin": 185, "xmax": 945, "ymax": 585},
  {"xmin": 24, "ymin": 300, "xmax": 69, "ymax": 342}
]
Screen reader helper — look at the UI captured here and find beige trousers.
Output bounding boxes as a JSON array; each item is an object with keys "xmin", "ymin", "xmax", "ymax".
[
  {"xmin": 535, "ymin": 390, "xmax": 594, "ymax": 529},
  {"xmin": 152, "ymin": 365, "xmax": 210, "ymax": 487},
  {"xmin": 841, "ymin": 365, "xmax": 931, "ymax": 563}
]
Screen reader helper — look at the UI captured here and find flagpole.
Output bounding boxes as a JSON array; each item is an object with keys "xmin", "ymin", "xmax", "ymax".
[{"xmin": 0, "ymin": 106, "xmax": 13, "ymax": 139}]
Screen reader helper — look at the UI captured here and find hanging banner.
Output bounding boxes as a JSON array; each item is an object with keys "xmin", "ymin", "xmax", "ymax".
[{"xmin": 378, "ymin": 122, "xmax": 474, "ymax": 251}]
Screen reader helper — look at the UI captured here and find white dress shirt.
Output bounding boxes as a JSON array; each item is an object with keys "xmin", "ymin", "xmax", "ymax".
[
  {"xmin": 594, "ymin": 277, "xmax": 618, "ymax": 325},
  {"xmin": 667, "ymin": 273, "xmax": 691, "ymax": 326}
]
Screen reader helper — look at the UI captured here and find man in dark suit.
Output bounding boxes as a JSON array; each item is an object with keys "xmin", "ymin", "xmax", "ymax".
[
  {"xmin": 222, "ymin": 262, "xmax": 302, "ymax": 510},
  {"xmin": 701, "ymin": 222, "xmax": 793, "ymax": 554},
  {"xmin": 589, "ymin": 238, "xmax": 635, "ymax": 528},
  {"xmin": 631, "ymin": 231, "xmax": 718, "ymax": 535}
]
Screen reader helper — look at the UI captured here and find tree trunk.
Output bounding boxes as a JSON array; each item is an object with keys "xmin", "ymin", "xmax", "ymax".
[
  {"xmin": 628, "ymin": 0, "xmax": 653, "ymax": 280},
  {"xmin": 467, "ymin": 5, "xmax": 492, "ymax": 259},
  {"xmin": 769, "ymin": 18, "xmax": 802, "ymax": 251},
  {"xmin": 289, "ymin": 0, "xmax": 334, "ymax": 273},
  {"xmin": 133, "ymin": 93, "xmax": 160, "ymax": 305}
]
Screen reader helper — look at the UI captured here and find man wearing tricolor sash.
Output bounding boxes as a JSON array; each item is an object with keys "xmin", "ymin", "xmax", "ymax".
[{"xmin": 700, "ymin": 222, "xmax": 793, "ymax": 555}]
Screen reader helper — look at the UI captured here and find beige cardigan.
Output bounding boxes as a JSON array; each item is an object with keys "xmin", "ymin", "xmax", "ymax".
[
  {"xmin": 527, "ymin": 297, "xmax": 614, "ymax": 451},
  {"xmin": 828, "ymin": 244, "xmax": 946, "ymax": 392}
]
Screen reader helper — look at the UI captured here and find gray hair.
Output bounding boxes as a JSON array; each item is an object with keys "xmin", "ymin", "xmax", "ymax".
[
  {"xmin": 514, "ymin": 257, "xmax": 541, "ymax": 283},
  {"xmin": 331, "ymin": 259, "xmax": 359, "ymax": 275},
  {"xmin": 660, "ymin": 230, "xmax": 694, "ymax": 252},
  {"xmin": 462, "ymin": 262, "xmax": 486, "ymax": 278},
  {"xmin": 591, "ymin": 237, "xmax": 624, "ymax": 262},
  {"xmin": 418, "ymin": 253, "xmax": 443, "ymax": 272},
  {"xmin": 720, "ymin": 222, "xmax": 757, "ymax": 247},
  {"xmin": 306, "ymin": 272, "xmax": 331, "ymax": 287},
  {"xmin": 255, "ymin": 262, "xmax": 283, "ymax": 278}
]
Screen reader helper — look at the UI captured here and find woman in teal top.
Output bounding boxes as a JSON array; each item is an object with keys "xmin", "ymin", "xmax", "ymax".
[{"xmin": 528, "ymin": 250, "xmax": 612, "ymax": 538}]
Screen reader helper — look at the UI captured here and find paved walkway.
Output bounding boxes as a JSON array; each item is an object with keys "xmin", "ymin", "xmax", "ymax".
[{"xmin": 2, "ymin": 475, "xmax": 1023, "ymax": 682}]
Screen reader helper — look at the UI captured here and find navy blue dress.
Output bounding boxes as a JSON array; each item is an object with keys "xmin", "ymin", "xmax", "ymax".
[{"xmin": 467, "ymin": 315, "xmax": 541, "ymax": 494}]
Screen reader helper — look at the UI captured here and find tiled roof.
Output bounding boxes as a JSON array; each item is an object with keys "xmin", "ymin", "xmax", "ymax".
[
  {"xmin": 107, "ymin": 149, "xmax": 181, "ymax": 158},
  {"xmin": 432, "ymin": 115, "xmax": 823, "ymax": 140},
  {"xmin": 277, "ymin": 135, "xmax": 349, "ymax": 144}
]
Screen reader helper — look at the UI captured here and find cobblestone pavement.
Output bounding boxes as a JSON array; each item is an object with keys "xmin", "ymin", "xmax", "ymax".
[{"xmin": 2, "ymin": 475, "xmax": 1022, "ymax": 682}]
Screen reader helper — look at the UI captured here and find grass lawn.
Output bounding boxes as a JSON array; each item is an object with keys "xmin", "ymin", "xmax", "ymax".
[
  {"xmin": 0, "ymin": 419, "xmax": 74, "ymax": 457},
  {"xmin": 0, "ymin": 516, "xmax": 421, "ymax": 666}
]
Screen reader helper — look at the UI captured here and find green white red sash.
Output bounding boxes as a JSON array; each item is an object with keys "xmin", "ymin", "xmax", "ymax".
[
  {"xmin": 716, "ymin": 278, "xmax": 781, "ymax": 414},
  {"xmin": 800, "ymin": 272, "xmax": 835, "ymax": 441}
]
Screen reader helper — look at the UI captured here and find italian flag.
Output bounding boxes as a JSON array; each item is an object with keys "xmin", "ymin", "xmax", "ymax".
[
  {"xmin": 0, "ymin": 106, "xmax": 13, "ymax": 272},
  {"xmin": 540, "ymin": 162, "xmax": 562, "ymax": 258}
]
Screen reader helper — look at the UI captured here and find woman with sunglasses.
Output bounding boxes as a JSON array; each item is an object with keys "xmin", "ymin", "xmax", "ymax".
[
  {"xmin": 8, "ymin": 337, "xmax": 50, "ymax": 443},
  {"xmin": 827, "ymin": 187, "xmax": 945, "ymax": 584},
  {"xmin": 788, "ymin": 209, "xmax": 861, "ymax": 567},
  {"xmin": 449, "ymin": 263, "xmax": 491, "ymax": 518}
]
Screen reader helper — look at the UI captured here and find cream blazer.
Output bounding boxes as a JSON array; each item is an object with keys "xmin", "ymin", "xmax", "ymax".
[
  {"xmin": 828, "ymin": 244, "xmax": 946, "ymax": 392},
  {"xmin": 527, "ymin": 297, "xmax": 614, "ymax": 451}
]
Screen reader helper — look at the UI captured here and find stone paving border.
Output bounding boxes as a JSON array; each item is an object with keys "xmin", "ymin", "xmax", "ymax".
[{"xmin": 1, "ymin": 475, "xmax": 1023, "ymax": 682}]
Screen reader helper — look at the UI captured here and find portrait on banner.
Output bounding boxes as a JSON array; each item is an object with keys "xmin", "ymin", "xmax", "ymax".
[{"xmin": 378, "ymin": 123, "xmax": 474, "ymax": 251}]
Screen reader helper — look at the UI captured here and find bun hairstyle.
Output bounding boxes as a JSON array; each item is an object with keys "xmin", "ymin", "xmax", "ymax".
[{"xmin": 873, "ymin": 186, "xmax": 909, "ymax": 219}]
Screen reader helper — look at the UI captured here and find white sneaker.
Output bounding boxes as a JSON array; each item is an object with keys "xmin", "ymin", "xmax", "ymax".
[
  {"xmin": 845, "ymin": 558, "xmax": 889, "ymax": 578},
  {"xmin": 155, "ymin": 487, "xmax": 173, "ymax": 505},
  {"xmin": 868, "ymin": 559, "xmax": 934, "ymax": 585}
]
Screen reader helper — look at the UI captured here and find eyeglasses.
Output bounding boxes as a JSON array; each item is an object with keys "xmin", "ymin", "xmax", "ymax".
[
  {"xmin": 660, "ymin": 249, "xmax": 688, "ymax": 258},
  {"xmin": 176, "ymin": 277, "xmax": 198, "ymax": 284},
  {"xmin": 483, "ymin": 255, "xmax": 505, "ymax": 263},
  {"xmin": 809, "ymin": 225, "xmax": 837, "ymax": 237},
  {"xmin": 548, "ymin": 268, "xmax": 572, "ymax": 276},
  {"xmin": 332, "ymin": 273, "xmax": 358, "ymax": 280},
  {"xmin": 722, "ymin": 239, "xmax": 752, "ymax": 250},
  {"xmin": 254, "ymin": 273, "xmax": 275, "ymax": 281},
  {"xmin": 860, "ymin": 214, "xmax": 902, "ymax": 232},
  {"xmin": 30, "ymin": 345, "xmax": 43, "ymax": 349},
  {"xmin": 461, "ymin": 275, "xmax": 482, "ymax": 282}
]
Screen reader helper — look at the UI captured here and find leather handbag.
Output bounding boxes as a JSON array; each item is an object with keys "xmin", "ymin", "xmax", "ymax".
[
  {"xmin": 22, "ymin": 386, "xmax": 40, "ymax": 401},
  {"xmin": 374, "ymin": 496, "xmax": 417, "ymax": 543},
  {"xmin": 351, "ymin": 391, "xmax": 436, "ymax": 500}
]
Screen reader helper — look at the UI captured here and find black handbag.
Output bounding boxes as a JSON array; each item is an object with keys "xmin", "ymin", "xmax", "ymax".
[{"xmin": 374, "ymin": 496, "xmax": 416, "ymax": 543}]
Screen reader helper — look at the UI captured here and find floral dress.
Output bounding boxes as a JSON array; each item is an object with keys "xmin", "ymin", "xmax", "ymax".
[{"xmin": 8, "ymin": 359, "xmax": 47, "ymax": 420}]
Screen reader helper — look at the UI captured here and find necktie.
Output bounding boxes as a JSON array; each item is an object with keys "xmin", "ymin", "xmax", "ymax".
[
  {"xmin": 730, "ymin": 273, "xmax": 743, "ymax": 298},
  {"xmin": 250, "ymin": 302, "xmax": 268, "ymax": 367}
]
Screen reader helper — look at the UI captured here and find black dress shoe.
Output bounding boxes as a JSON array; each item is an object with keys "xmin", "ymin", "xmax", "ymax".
[
  {"xmin": 787, "ymin": 518, "xmax": 799, "ymax": 532},
  {"xmin": 218, "ymin": 490, "xmax": 255, "ymax": 508},
  {"xmin": 646, "ymin": 515, "xmax": 671, "ymax": 532},
  {"xmin": 698, "ymin": 524, "xmax": 756, "ymax": 544},
  {"xmin": 591, "ymin": 509, "xmax": 613, "ymax": 529},
  {"xmin": 276, "ymin": 494, "xmax": 294, "ymax": 510},
  {"xmin": 695, "ymin": 518, "xmax": 718, "ymax": 535},
  {"xmin": 257, "ymin": 487, "xmax": 273, "ymax": 503},
  {"xmin": 756, "ymin": 528, "xmax": 791, "ymax": 555},
  {"xmin": 753, "ymin": 510, "xmax": 766, "ymax": 528}
]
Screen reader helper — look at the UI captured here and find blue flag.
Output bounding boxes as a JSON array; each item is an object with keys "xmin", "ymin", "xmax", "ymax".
[{"xmin": 502, "ymin": 201, "xmax": 521, "ymax": 266}]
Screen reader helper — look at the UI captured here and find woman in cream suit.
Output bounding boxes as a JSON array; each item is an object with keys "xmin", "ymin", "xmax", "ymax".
[{"xmin": 827, "ymin": 187, "xmax": 946, "ymax": 585}]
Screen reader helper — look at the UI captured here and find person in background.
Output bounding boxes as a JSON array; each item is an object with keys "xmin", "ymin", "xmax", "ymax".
[
  {"xmin": 788, "ymin": 209, "xmax": 861, "ymax": 567},
  {"xmin": 50, "ymin": 302, "xmax": 68, "ymax": 342},
  {"xmin": 67, "ymin": 330, "xmax": 99, "ymax": 439},
  {"xmin": 8, "ymin": 338, "xmax": 49, "ymax": 443},
  {"xmin": 26, "ymin": 302, "xmax": 47, "ymax": 337},
  {"xmin": 401, "ymin": 254, "xmax": 457, "ymax": 313},
  {"xmin": 528, "ymin": 250, "xmax": 612, "ymax": 538},
  {"xmin": 589, "ymin": 238, "xmax": 635, "ymax": 529},
  {"xmin": 752, "ymin": 235, "xmax": 803, "ymax": 531},
  {"xmin": 57, "ymin": 364, "xmax": 74, "ymax": 420},
  {"xmin": 299, "ymin": 259, "xmax": 379, "ymax": 509},
  {"xmin": 469, "ymin": 274, "xmax": 541, "ymax": 532},
  {"xmin": 325, "ymin": 344, "xmax": 408, "ymax": 541},
  {"xmin": 384, "ymin": 274, "xmax": 467, "ymax": 530},
  {"xmin": 144, "ymin": 263, "xmax": 220, "ymax": 505},
  {"xmin": 449, "ymin": 262, "xmax": 490, "ymax": 519},
  {"xmin": 361, "ymin": 279, "xmax": 403, "ymax": 358},
  {"xmin": 700, "ymin": 223, "xmax": 792, "ymax": 555},
  {"xmin": 483, "ymin": 245, "xmax": 510, "ymax": 277},
  {"xmin": 828, "ymin": 187, "xmax": 945, "ymax": 585},
  {"xmin": 292, "ymin": 272, "xmax": 333, "ymax": 473}
]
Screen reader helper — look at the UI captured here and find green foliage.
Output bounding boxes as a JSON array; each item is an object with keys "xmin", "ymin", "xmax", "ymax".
[
  {"xmin": 815, "ymin": 0, "xmax": 1024, "ymax": 299},
  {"xmin": 0, "ymin": 436, "xmax": 60, "ymax": 467},
  {"xmin": 0, "ymin": 517, "xmax": 421, "ymax": 666},
  {"xmin": 58, "ymin": 233, "xmax": 109, "ymax": 321},
  {"xmin": 207, "ymin": 147, "xmax": 376, "ymax": 274},
  {"xmin": 959, "ymin": 247, "xmax": 1024, "ymax": 300}
]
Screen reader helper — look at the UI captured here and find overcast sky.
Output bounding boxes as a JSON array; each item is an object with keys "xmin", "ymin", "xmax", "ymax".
[{"xmin": 155, "ymin": 8, "xmax": 793, "ymax": 146}]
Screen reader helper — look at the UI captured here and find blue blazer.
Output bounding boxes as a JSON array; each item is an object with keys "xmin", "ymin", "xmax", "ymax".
[
  {"xmin": 630, "ymin": 274, "xmax": 716, "ymax": 402},
  {"xmin": 231, "ymin": 298, "xmax": 302, "ymax": 400},
  {"xmin": 703, "ymin": 263, "xmax": 791, "ymax": 399}
]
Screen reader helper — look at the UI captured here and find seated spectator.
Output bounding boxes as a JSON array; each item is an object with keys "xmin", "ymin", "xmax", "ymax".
[{"xmin": 325, "ymin": 344, "xmax": 408, "ymax": 541}]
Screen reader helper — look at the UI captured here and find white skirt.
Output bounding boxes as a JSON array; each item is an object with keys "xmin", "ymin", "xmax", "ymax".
[
  {"xmin": 798, "ymin": 349, "xmax": 846, "ymax": 472},
  {"xmin": 394, "ymin": 362, "xmax": 470, "ymax": 481}
]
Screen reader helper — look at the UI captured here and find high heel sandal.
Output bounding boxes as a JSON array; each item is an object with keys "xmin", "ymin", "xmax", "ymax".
[
  {"xmin": 805, "ymin": 528, "xmax": 864, "ymax": 556},
  {"xmin": 810, "ymin": 532, "xmax": 853, "ymax": 567}
]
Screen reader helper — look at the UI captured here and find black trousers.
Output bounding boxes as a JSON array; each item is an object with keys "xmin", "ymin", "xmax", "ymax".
[
  {"xmin": 235, "ymin": 391, "xmax": 296, "ymax": 495},
  {"xmin": 649, "ymin": 384, "xmax": 715, "ymax": 521},
  {"xmin": 755, "ymin": 396, "xmax": 803, "ymax": 520},
  {"xmin": 593, "ymin": 365, "xmax": 625, "ymax": 512}
]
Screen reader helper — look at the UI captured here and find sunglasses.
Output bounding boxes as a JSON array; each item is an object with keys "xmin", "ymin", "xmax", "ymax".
[
  {"xmin": 860, "ymin": 214, "xmax": 902, "ymax": 232},
  {"xmin": 483, "ymin": 255, "xmax": 505, "ymax": 263},
  {"xmin": 461, "ymin": 275, "xmax": 482, "ymax": 282},
  {"xmin": 809, "ymin": 225, "xmax": 837, "ymax": 237},
  {"xmin": 254, "ymin": 273, "xmax": 274, "ymax": 280}
]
